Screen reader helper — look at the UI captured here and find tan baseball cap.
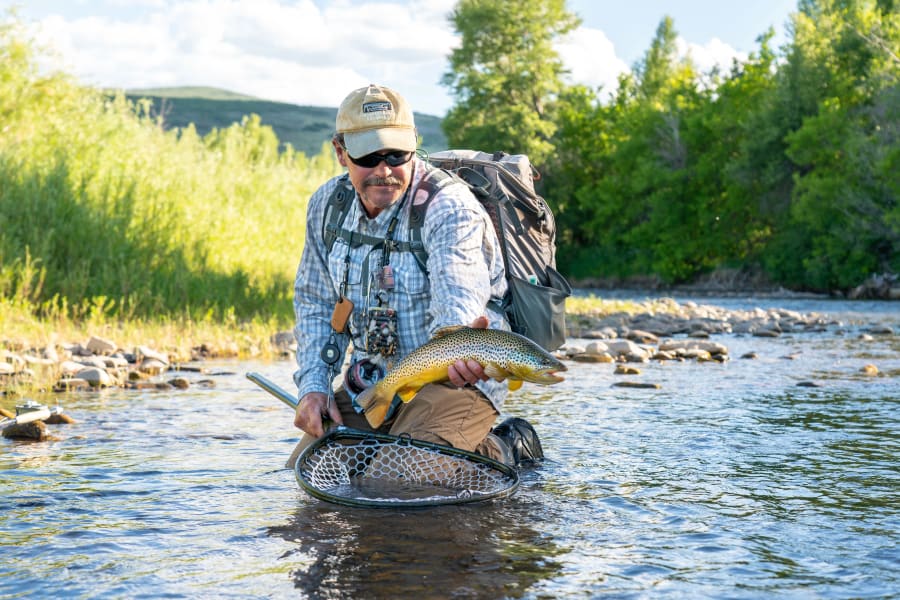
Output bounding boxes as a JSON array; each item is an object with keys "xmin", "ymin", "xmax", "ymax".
[{"xmin": 335, "ymin": 84, "xmax": 417, "ymax": 158}]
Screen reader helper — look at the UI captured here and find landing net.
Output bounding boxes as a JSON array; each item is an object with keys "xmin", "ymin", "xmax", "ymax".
[{"xmin": 294, "ymin": 427, "xmax": 519, "ymax": 508}]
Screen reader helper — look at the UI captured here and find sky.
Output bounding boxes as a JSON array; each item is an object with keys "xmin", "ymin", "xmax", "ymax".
[{"xmin": 4, "ymin": 0, "xmax": 798, "ymax": 117}]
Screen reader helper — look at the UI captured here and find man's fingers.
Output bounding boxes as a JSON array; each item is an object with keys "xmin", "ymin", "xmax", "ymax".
[
  {"xmin": 295, "ymin": 393, "xmax": 328, "ymax": 437},
  {"xmin": 448, "ymin": 362, "xmax": 466, "ymax": 387},
  {"xmin": 469, "ymin": 315, "xmax": 489, "ymax": 329},
  {"xmin": 327, "ymin": 399, "xmax": 344, "ymax": 427},
  {"xmin": 448, "ymin": 359, "xmax": 488, "ymax": 387}
]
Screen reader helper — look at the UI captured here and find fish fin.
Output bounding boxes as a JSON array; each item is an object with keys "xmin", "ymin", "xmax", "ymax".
[
  {"xmin": 355, "ymin": 385, "xmax": 377, "ymax": 411},
  {"xmin": 483, "ymin": 364, "xmax": 507, "ymax": 381},
  {"xmin": 396, "ymin": 386, "xmax": 420, "ymax": 403},
  {"xmin": 356, "ymin": 386, "xmax": 389, "ymax": 427},
  {"xmin": 507, "ymin": 379, "xmax": 523, "ymax": 391},
  {"xmin": 431, "ymin": 325, "xmax": 468, "ymax": 338},
  {"xmin": 364, "ymin": 401, "xmax": 391, "ymax": 428}
]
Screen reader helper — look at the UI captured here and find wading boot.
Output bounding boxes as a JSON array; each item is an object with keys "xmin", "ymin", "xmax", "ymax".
[{"xmin": 492, "ymin": 417, "xmax": 544, "ymax": 467}]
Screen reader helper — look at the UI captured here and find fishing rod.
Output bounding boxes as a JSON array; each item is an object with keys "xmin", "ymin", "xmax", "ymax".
[{"xmin": 246, "ymin": 371, "xmax": 298, "ymax": 409}]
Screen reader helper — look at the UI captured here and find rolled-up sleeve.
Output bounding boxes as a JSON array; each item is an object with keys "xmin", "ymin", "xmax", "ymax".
[{"xmin": 420, "ymin": 183, "xmax": 507, "ymax": 333}]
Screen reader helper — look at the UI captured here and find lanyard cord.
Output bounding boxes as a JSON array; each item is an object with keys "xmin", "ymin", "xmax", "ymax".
[
  {"xmin": 380, "ymin": 187, "xmax": 408, "ymax": 269},
  {"xmin": 337, "ymin": 186, "xmax": 410, "ymax": 297}
]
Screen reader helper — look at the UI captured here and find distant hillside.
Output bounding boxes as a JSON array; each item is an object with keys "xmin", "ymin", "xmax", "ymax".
[{"xmin": 124, "ymin": 87, "xmax": 447, "ymax": 157}]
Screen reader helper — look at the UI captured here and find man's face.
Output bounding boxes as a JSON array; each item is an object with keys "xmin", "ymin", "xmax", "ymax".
[{"xmin": 334, "ymin": 140, "xmax": 414, "ymax": 218}]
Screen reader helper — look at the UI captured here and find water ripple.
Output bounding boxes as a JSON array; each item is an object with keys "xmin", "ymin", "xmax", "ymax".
[{"xmin": 2, "ymin": 303, "xmax": 899, "ymax": 598}]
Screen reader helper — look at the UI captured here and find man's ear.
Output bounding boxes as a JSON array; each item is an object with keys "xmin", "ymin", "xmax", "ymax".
[{"xmin": 333, "ymin": 139, "xmax": 348, "ymax": 167}]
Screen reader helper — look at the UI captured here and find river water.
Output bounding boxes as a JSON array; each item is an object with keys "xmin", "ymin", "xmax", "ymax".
[{"xmin": 2, "ymin": 297, "xmax": 898, "ymax": 599}]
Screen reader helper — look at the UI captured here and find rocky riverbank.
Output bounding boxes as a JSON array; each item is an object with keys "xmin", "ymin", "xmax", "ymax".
[{"xmin": 2, "ymin": 297, "xmax": 896, "ymax": 407}]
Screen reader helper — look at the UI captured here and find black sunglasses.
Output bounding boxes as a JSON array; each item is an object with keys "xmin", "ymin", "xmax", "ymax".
[{"xmin": 345, "ymin": 149, "xmax": 414, "ymax": 168}]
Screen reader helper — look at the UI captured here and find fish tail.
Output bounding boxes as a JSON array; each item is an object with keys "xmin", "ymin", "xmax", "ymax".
[{"xmin": 356, "ymin": 386, "xmax": 393, "ymax": 428}]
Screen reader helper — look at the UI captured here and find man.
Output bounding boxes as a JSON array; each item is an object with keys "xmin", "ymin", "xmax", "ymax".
[{"xmin": 287, "ymin": 84, "xmax": 542, "ymax": 468}]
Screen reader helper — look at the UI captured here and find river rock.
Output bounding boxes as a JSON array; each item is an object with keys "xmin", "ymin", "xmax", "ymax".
[
  {"xmin": 866, "ymin": 325, "xmax": 894, "ymax": 335},
  {"xmin": 624, "ymin": 329, "xmax": 659, "ymax": 344},
  {"xmin": 168, "ymin": 377, "xmax": 190, "ymax": 389},
  {"xmin": 612, "ymin": 381, "xmax": 662, "ymax": 389},
  {"xmin": 753, "ymin": 328, "xmax": 781, "ymax": 338},
  {"xmin": 58, "ymin": 360, "xmax": 87, "ymax": 376},
  {"xmin": 103, "ymin": 355, "xmax": 130, "ymax": 369},
  {"xmin": 2, "ymin": 420, "xmax": 48, "ymax": 440},
  {"xmin": 45, "ymin": 413, "xmax": 76, "ymax": 424},
  {"xmin": 682, "ymin": 348, "xmax": 713, "ymax": 361},
  {"xmin": 860, "ymin": 364, "xmax": 879, "ymax": 375},
  {"xmin": 64, "ymin": 343, "xmax": 94, "ymax": 357},
  {"xmin": 848, "ymin": 273, "xmax": 898, "ymax": 299},
  {"xmin": 584, "ymin": 341, "xmax": 609, "ymax": 355},
  {"xmin": 136, "ymin": 345, "xmax": 169, "ymax": 365},
  {"xmin": 125, "ymin": 380, "xmax": 162, "ymax": 390},
  {"xmin": 651, "ymin": 350, "xmax": 680, "ymax": 361},
  {"xmin": 75, "ymin": 367, "xmax": 114, "ymax": 388},
  {"xmin": 77, "ymin": 356, "xmax": 108, "ymax": 369},
  {"xmin": 658, "ymin": 340, "xmax": 729, "ymax": 356},
  {"xmin": 561, "ymin": 344, "xmax": 585, "ymax": 357},
  {"xmin": 573, "ymin": 353, "xmax": 614, "ymax": 363},
  {"xmin": 614, "ymin": 365, "xmax": 642, "ymax": 375},
  {"xmin": 582, "ymin": 327, "xmax": 618, "ymax": 340},
  {"xmin": 605, "ymin": 339, "xmax": 650, "ymax": 360},
  {"xmin": 139, "ymin": 358, "xmax": 168, "ymax": 375},
  {"xmin": 55, "ymin": 378, "xmax": 91, "ymax": 391},
  {"xmin": 86, "ymin": 335, "xmax": 117, "ymax": 355}
]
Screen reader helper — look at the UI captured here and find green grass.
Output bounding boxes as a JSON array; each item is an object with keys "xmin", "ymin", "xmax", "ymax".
[
  {"xmin": 0, "ymin": 20, "xmax": 343, "ymax": 332},
  {"xmin": 122, "ymin": 87, "xmax": 448, "ymax": 158}
]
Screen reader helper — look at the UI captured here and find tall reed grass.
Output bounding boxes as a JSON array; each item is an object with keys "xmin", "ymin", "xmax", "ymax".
[{"xmin": 0, "ymin": 17, "xmax": 342, "ymax": 345}]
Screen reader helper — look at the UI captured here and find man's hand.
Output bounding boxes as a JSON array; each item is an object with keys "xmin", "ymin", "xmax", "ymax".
[
  {"xmin": 294, "ymin": 391, "xmax": 343, "ymax": 437},
  {"xmin": 448, "ymin": 316, "xmax": 497, "ymax": 387}
]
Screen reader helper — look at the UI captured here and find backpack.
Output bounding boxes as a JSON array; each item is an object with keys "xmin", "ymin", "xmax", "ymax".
[{"xmin": 323, "ymin": 149, "xmax": 571, "ymax": 350}]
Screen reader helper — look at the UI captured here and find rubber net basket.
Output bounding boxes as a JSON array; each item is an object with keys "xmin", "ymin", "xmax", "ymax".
[{"xmin": 294, "ymin": 427, "xmax": 519, "ymax": 508}]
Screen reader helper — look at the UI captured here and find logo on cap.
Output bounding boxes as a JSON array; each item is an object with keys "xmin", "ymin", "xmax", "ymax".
[{"xmin": 363, "ymin": 102, "xmax": 393, "ymax": 113}]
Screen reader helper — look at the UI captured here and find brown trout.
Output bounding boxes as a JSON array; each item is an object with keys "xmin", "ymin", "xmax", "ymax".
[{"xmin": 356, "ymin": 326, "xmax": 567, "ymax": 427}]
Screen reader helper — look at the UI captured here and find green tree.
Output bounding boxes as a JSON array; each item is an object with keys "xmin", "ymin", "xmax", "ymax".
[
  {"xmin": 765, "ymin": 0, "xmax": 900, "ymax": 289},
  {"xmin": 440, "ymin": 0, "xmax": 580, "ymax": 165},
  {"xmin": 548, "ymin": 17, "xmax": 712, "ymax": 282}
]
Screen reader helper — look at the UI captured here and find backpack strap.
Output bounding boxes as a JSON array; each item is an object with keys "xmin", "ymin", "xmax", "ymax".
[
  {"xmin": 323, "ymin": 173, "xmax": 424, "ymax": 253},
  {"xmin": 408, "ymin": 166, "xmax": 461, "ymax": 272},
  {"xmin": 323, "ymin": 174, "xmax": 355, "ymax": 254},
  {"xmin": 411, "ymin": 165, "xmax": 507, "ymax": 316}
]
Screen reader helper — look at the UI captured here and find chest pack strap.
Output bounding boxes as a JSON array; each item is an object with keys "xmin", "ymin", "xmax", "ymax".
[
  {"xmin": 320, "ymin": 167, "xmax": 504, "ymax": 312},
  {"xmin": 323, "ymin": 167, "xmax": 457, "ymax": 261}
]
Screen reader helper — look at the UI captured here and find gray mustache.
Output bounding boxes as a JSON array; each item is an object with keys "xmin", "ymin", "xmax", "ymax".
[{"xmin": 364, "ymin": 176, "xmax": 403, "ymax": 187}]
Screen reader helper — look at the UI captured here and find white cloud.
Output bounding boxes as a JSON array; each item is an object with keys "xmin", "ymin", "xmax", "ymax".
[
  {"xmin": 556, "ymin": 26, "xmax": 630, "ymax": 99},
  {"xmin": 22, "ymin": 0, "xmax": 750, "ymax": 115},
  {"xmin": 676, "ymin": 36, "xmax": 747, "ymax": 74},
  {"xmin": 27, "ymin": 0, "xmax": 460, "ymax": 114}
]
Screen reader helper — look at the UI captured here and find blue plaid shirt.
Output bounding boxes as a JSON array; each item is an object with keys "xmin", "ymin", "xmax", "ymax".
[{"xmin": 293, "ymin": 157, "xmax": 509, "ymax": 411}]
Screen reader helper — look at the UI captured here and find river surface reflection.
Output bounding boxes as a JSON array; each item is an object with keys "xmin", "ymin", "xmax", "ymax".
[{"xmin": 1, "ymin": 297, "xmax": 898, "ymax": 598}]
